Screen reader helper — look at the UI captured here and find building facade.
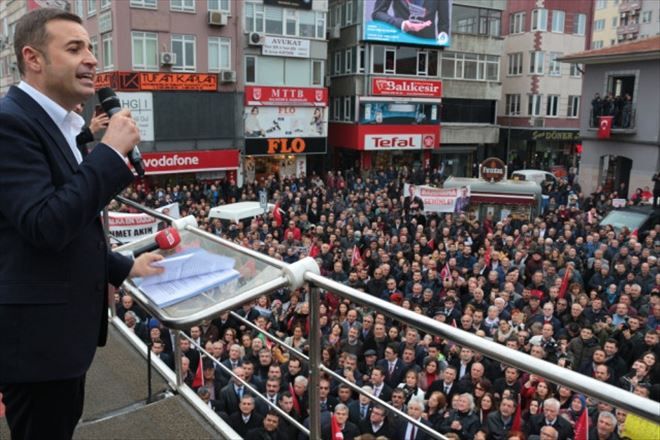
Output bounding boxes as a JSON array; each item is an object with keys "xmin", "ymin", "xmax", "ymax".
[
  {"xmin": 327, "ymin": 0, "xmax": 504, "ymax": 177},
  {"xmin": 0, "ymin": 0, "xmax": 30, "ymax": 95},
  {"xmin": 591, "ymin": 0, "xmax": 660, "ymax": 50},
  {"xmin": 561, "ymin": 36, "xmax": 660, "ymax": 198},
  {"xmin": 497, "ymin": 0, "xmax": 593, "ymax": 175}
]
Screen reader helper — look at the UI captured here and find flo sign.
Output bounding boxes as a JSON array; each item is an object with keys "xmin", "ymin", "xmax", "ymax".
[{"xmin": 479, "ymin": 157, "xmax": 507, "ymax": 183}]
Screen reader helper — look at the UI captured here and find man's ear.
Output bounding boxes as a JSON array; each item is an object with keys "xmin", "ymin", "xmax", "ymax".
[{"xmin": 21, "ymin": 46, "xmax": 44, "ymax": 74}]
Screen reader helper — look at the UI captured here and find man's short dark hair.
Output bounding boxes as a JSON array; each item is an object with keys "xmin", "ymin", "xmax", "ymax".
[{"xmin": 14, "ymin": 8, "xmax": 82, "ymax": 75}]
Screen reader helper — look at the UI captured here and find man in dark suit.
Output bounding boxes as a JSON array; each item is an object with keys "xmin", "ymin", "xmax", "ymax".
[
  {"xmin": 358, "ymin": 405, "xmax": 394, "ymax": 438},
  {"xmin": 371, "ymin": 0, "xmax": 450, "ymax": 41},
  {"xmin": 369, "ymin": 365, "xmax": 393, "ymax": 402},
  {"xmin": 229, "ymin": 395, "xmax": 264, "ymax": 438},
  {"xmin": 217, "ymin": 366, "xmax": 249, "ymax": 416},
  {"xmin": 394, "ymin": 397, "xmax": 433, "ymax": 439},
  {"xmin": 0, "ymin": 9, "xmax": 163, "ymax": 440},
  {"xmin": 348, "ymin": 386, "xmax": 374, "ymax": 426},
  {"xmin": 376, "ymin": 343, "xmax": 406, "ymax": 388},
  {"xmin": 525, "ymin": 398, "xmax": 573, "ymax": 440}
]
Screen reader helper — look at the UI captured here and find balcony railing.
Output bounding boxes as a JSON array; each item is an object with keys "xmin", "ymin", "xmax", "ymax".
[
  {"xmin": 589, "ymin": 106, "xmax": 637, "ymax": 131},
  {"xmin": 619, "ymin": 1, "xmax": 641, "ymax": 13},
  {"xmin": 617, "ymin": 22, "xmax": 640, "ymax": 35}
]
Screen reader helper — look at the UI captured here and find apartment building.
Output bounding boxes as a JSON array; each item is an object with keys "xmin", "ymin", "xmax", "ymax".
[
  {"xmin": 497, "ymin": 0, "xmax": 593, "ymax": 174},
  {"xmin": 327, "ymin": 0, "xmax": 504, "ymax": 177},
  {"xmin": 0, "ymin": 0, "xmax": 30, "ymax": 95},
  {"xmin": 592, "ymin": 0, "xmax": 660, "ymax": 49}
]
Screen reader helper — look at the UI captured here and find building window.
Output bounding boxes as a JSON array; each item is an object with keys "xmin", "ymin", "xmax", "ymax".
[
  {"xmin": 208, "ymin": 37, "xmax": 231, "ymax": 72},
  {"xmin": 548, "ymin": 53, "xmax": 561, "ymax": 76},
  {"xmin": 642, "ymin": 11, "xmax": 652, "ymax": 23},
  {"xmin": 345, "ymin": 0, "xmax": 353, "ymax": 25},
  {"xmin": 333, "ymin": 97, "xmax": 340, "ymax": 121},
  {"xmin": 312, "ymin": 60, "xmax": 323, "ymax": 86},
  {"xmin": 612, "ymin": 16, "xmax": 618, "ymax": 27},
  {"xmin": 245, "ymin": 3, "xmax": 265, "ymax": 33},
  {"xmin": 441, "ymin": 52, "xmax": 499, "ymax": 80},
  {"xmin": 528, "ymin": 94, "xmax": 542, "ymax": 116},
  {"xmin": 131, "ymin": 31, "xmax": 158, "ymax": 71},
  {"xmin": 345, "ymin": 48, "xmax": 352, "ymax": 73},
  {"xmin": 88, "ymin": 0, "xmax": 96, "ymax": 17},
  {"xmin": 529, "ymin": 51, "xmax": 544, "ymax": 74},
  {"xmin": 101, "ymin": 0, "xmax": 111, "ymax": 9},
  {"xmin": 102, "ymin": 33, "xmax": 113, "ymax": 70},
  {"xmin": 546, "ymin": 95, "xmax": 559, "ymax": 116},
  {"xmin": 417, "ymin": 51, "xmax": 428, "ymax": 76},
  {"xmin": 265, "ymin": 6, "xmax": 283, "ymax": 34},
  {"xmin": 570, "ymin": 63, "xmax": 582, "ymax": 77},
  {"xmin": 73, "ymin": 0, "xmax": 83, "ymax": 16},
  {"xmin": 596, "ymin": 0, "xmax": 606, "ymax": 9},
  {"xmin": 592, "ymin": 40, "xmax": 604, "ymax": 49},
  {"xmin": 506, "ymin": 94, "xmax": 521, "ymax": 115},
  {"xmin": 130, "ymin": 0, "xmax": 157, "ymax": 9},
  {"xmin": 343, "ymin": 97, "xmax": 352, "ymax": 121},
  {"xmin": 333, "ymin": 4, "xmax": 341, "ymax": 28},
  {"xmin": 384, "ymin": 47, "xmax": 396, "ymax": 74},
  {"xmin": 508, "ymin": 52, "xmax": 523, "ymax": 75},
  {"xmin": 285, "ymin": 9, "xmax": 297, "ymax": 36},
  {"xmin": 90, "ymin": 36, "xmax": 99, "ymax": 63},
  {"xmin": 567, "ymin": 95, "xmax": 580, "ymax": 117},
  {"xmin": 551, "ymin": 10, "xmax": 565, "ymax": 32},
  {"xmin": 316, "ymin": 12, "xmax": 326, "ymax": 39},
  {"xmin": 334, "ymin": 51, "xmax": 342, "ymax": 74},
  {"xmin": 531, "ymin": 9, "xmax": 547, "ymax": 31},
  {"xmin": 171, "ymin": 0, "xmax": 195, "ymax": 12},
  {"xmin": 574, "ymin": 13, "xmax": 586, "ymax": 35},
  {"xmin": 594, "ymin": 19, "xmax": 605, "ymax": 31},
  {"xmin": 208, "ymin": 0, "xmax": 230, "ymax": 13},
  {"xmin": 245, "ymin": 55, "xmax": 256, "ymax": 83},
  {"xmin": 510, "ymin": 12, "xmax": 525, "ymax": 34},
  {"xmin": 358, "ymin": 46, "xmax": 365, "ymax": 73},
  {"xmin": 453, "ymin": 5, "xmax": 501, "ymax": 36},
  {"xmin": 171, "ymin": 34, "xmax": 196, "ymax": 71}
]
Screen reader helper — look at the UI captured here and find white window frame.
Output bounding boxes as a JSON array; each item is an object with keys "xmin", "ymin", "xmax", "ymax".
[
  {"xmin": 529, "ymin": 51, "xmax": 544, "ymax": 74},
  {"xmin": 594, "ymin": 19, "xmax": 605, "ymax": 31},
  {"xmin": 612, "ymin": 16, "xmax": 618, "ymax": 28},
  {"xmin": 171, "ymin": 34, "xmax": 196, "ymax": 72},
  {"xmin": 528, "ymin": 94, "xmax": 542, "ymax": 116},
  {"xmin": 567, "ymin": 95, "xmax": 580, "ymax": 118},
  {"xmin": 88, "ymin": 0, "xmax": 97, "ymax": 17},
  {"xmin": 245, "ymin": 55, "xmax": 257, "ymax": 84},
  {"xmin": 101, "ymin": 0, "xmax": 112, "ymax": 10},
  {"xmin": 170, "ymin": 0, "xmax": 195, "ymax": 13},
  {"xmin": 208, "ymin": 0, "xmax": 230, "ymax": 13},
  {"xmin": 130, "ymin": 0, "xmax": 157, "ymax": 9},
  {"xmin": 358, "ymin": 46, "xmax": 365, "ymax": 73},
  {"xmin": 284, "ymin": 9, "xmax": 298, "ymax": 36},
  {"xmin": 508, "ymin": 52, "xmax": 523, "ymax": 76},
  {"xmin": 551, "ymin": 10, "xmax": 565, "ymax": 33},
  {"xmin": 592, "ymin": 40, "xmax": 603, "ymax": 49},
  {"xmin": 417, "ymin": 50, "xmax": 429, "ymax": 76},
  {"xmin": 642, "ymin": 11, "xmax": 652, "ymax": 23},
  {"xmin": 334, "ymin": 51, "xmax": 342, "ymax": 75},
  {"xmin": 345, "ymin": 48, "xmax": 352, "ymax": 73},
  {"xmin": 333, "ymin": 4, "xmax": 341, "ymax": 28},
  {"xmin": 575, "ymin": 13, "xmax": 586, "ymax": 35},
  {"xmin": 90, "ymin": 35, "xmax": 99, "ymax": 69},
  {"xmin": 73, "ymin": 0, "xmax": 83, "ymax": 16},
  {"xmin": 245, "ymin": 2, "xmax": 265, "ymax": 33},
  {"xmin": 316, "ymin": 12, "xmax": 326, "ymax": 39},
  {"xmin": 548, "ymin": 53, "xmax": 561, "ymax": 76},
  {"xmin": 333, "ymin": 97, "xmax": 340, "ymax": 121},
  {"xmin": 312, "ymin": 60, "xmax": 324, "ymax": 86},
  {"xmin": 131, "ymin": 31, "xmax": 159, "ymax": 71},
  {"xmin": 343, "ymin": 97, "xmax": 351, "ymax": 122},
  {"xmin": 546, "ymin": 95, "xmax": 559, "ymax": 117},
  {"xmin": 384, "ymin": 47, "xmax": 396, "ymax": 74},
  {"xmin": 570, "ymin": 63, "xmax": 582, "ymax": 77},
  {"xmin": 345, "ymin": 0, "xmax": 353, "ymax": 26},
  {"xmin": 596, "ymin": 0, "xmax": 606, "ymax": 9},
  {"xmin": 506, "ymin": 94, "xmax": 521, "ymax": 115},
  {"xmin": 531, "ymin": 9, "xmax": 547, "ymax": 31},
  {"xmin": 208, "ymin": 36, "xmax": 231, "ymax": 72},
  {"xmin": 102, "ymin": 33, "xmax": 113, "ymax": 70},
  {"xmin": 510, "ymin": 11, "xmax": 525, "ymax": 34}
]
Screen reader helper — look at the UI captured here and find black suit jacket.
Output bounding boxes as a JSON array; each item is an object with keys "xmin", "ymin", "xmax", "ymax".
[
  {"xmin": 376, "ymin": 358, "xmax": 406, "ymax": 388},
  {"xmin": 526, "ymin": 414, "xmax": 573, "ymax": 440},
  {"xmin": 371, "ymin": 0, "xmax": 450, "ymax": 40},
  {"xmin": 395, "ymin": 418, "xmax": 433, "ymax": 440},
  {"xmin": 358, "ymin": 419, "xmax": 395, "ymax": 438},
  {"xmin": 229, "ymin": 411, "xmax": 263, "ymax": 438},
  {"xmin": 0, "ymin": 86, "xmax": 134, "ymax": 384}
]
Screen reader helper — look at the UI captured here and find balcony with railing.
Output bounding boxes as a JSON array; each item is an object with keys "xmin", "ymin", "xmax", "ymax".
[
  {"xmin": 619, "ymin": 0, "xmax": 641, "ymax": 13},
  {"xmin": 589, "ymin": 104, "xmax": 637, "ymax": 134},
  {"xmin": 617, "ymin": 22, "xmax": 640, "ymax": 35}
]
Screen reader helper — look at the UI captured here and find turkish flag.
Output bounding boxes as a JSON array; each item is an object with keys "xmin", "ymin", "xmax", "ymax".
[
  {"xmin": 273, "ymin": 202, "xmax": 283, "ymax": 227},
  {"xmin": 598, "ymin": 116, "xmax": 613, "ymax": 138},
  {"xmin": 192, "ymin": 355, "xmax": 204, "ymax": 389},
  {"xmin": 351, "ymin": 245, "xmax": 362, "ymax": 267},
  {"xmin": 558, "ymin": 266, "xmax": 571, "ymax": 299},
  {"xmin": 574, "ymin": 406, "xmax": 589, "ymax": 440},
  {"xmin": 331, "ymin": 413, "xmax": 344, "ymax": 439}
]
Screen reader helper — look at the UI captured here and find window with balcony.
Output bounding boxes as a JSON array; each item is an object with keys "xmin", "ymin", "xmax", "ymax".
[
  {"xmin": 528, "ymin": 94, "xmax": 542, "ymax": 116},
  {"xmin": 574, "ymin": 13, "xmax": 586, "ymax": 35},
  {"xmin": 567, "ymin": 96, "xmax": 580, "ymax": 117},
  {"xmin": 171, "ymin": 34, "xmax": 196, "ymax": 72},
  {"xmin": 510, "ymin": 12, "xmax": 525, "ymax": 34},
  {"xmin": 506, "ymin": 94, "xmax": 521, "ymax": 115},
  {"xmin": 531, "ymin": 9, "xmax": 547, "ymax": 31},
  {"xmin": 171, "ymin": 0, "xmax": 194, "ymax": 12},
  {"xmin": 131, "ymin": 31, "xmax": 158, "ymax": 71},
  {"xmin": 452, "ymin": 5, "xmax": 501, "ymax": 36},
  {"xmin": 551, "ymin": 10, "xmax": 565, "ymax": 32},
  {"xmin": 508, "ymin": 52, "xmax": 523, "ymax": 75},
  {"xmin": 546, "ymin": 95, "xmax": 559, "ymax": 116},
  {"xmin": 208, "ymin": 37, "xmax": 231, "ymax": 72},
  {"xmin": 529, "ymin": 51, "xmax": 544, "ymax": 74}
]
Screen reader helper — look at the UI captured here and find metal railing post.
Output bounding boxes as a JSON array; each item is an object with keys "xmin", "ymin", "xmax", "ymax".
[
  {"xmin": 174, "ymin": 331, "xmax": 183, "ymax": 388},
  {"xmin": 308, "ymin": 286, "xmax": 322, "ymax": 440}
]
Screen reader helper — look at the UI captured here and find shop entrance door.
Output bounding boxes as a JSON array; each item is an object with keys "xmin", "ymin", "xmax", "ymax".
[{"xmin": 599, "ymin": 155, "xmax": 632, "ymax": 197}]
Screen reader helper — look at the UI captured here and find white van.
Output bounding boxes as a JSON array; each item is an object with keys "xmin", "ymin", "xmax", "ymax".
[{"xmin": 511, "ymin": 169, "xmax": 558, "ymax": 186}]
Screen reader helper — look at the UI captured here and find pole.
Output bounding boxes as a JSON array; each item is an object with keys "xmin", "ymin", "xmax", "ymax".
[{"xmin": 308, "ymin": 286, "xmax": 321, "ymax": 440}]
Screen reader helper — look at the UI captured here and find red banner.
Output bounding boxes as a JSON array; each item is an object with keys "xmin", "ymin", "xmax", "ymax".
[
  {"xmin": 245, "ymin": 86, "xmax": 328, "ymax": 106},
  {"xmin": 141, "ymin": 150, "xmax": 239, "ymax": 175},
  {"xmin": 371, "ymin": 77, "xmax": 442, "ymax": 98},
  {"xmin": 598, "ymin": 116, "xmax": 613, "ymax": 138},
  {"xmin": 95, "ymin": 71, "xmax": 218, "ymax": 91},
  {"xmin": 328, "ymin": 123, "xmax": 440, "ymax": 151}
]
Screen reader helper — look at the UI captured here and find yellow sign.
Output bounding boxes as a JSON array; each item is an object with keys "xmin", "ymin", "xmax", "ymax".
[{"xmin": 622, "ymin": 414, "xmax": 660, "ymax": 440}]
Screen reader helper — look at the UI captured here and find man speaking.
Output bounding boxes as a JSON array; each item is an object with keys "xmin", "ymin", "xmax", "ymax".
[{"xmin": 0, "ymin": 8, "xmax": 163, "ymax": 439}]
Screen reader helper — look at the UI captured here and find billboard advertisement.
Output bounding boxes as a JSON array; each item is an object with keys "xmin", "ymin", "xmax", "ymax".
[
  {"xmin": 244, "ymin": 106, "xmax": 327, "ymax": 138},
  {"xmin": 363, "ymin": 0, "xmax": 452, "ymax": 47},
  {"xmin": 371, "ymin": 77, "xmax": 442, "ymax": 98},
  {"xmin": 403, "ymin": 184, "xmax": 470, "ymax": 213},
  {"xmin": 359, "ymin": 100, "xmax": 439, "ymax": 125}
]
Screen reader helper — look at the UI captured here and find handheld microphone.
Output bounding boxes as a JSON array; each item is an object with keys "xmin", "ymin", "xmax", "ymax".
[
  {"xmin": 97, "ymin": 87, "xmax": 146, "ymax": 177},
  {"xmin": 131, "ymin": 227, "xmax": 181, "ymax": 258}
]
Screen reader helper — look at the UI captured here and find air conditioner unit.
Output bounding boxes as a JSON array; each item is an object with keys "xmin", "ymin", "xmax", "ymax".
[
  {"xmin": 248, "ymin": 32, "xmax": 265, "ymax": 46},
  {"xmin": 160, "ymin": 52, "xmax": 176, "ymax": 66},
  {"xmin": 221, "ymin": 70, "xmax": 236, "ymax": 83},
  {"xmin": 328, "ymin": 25, "xmax": 340, "ymax": 40},
  {"xmin": 208, "ymin": 11, "xmax": 228, "ymax": 26}
]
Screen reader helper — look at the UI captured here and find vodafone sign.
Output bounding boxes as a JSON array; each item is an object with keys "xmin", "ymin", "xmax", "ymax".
[
  {"xmin": 371, "ymin": 78, "xmax": 442, "ymax": 98},
  {"xmin": 141, "ymin": 150, "xmax": 239, "ymax": 175},
  {"xmin": 245, "ymin": 86, "xmax": 328, "ymax": 106},
  {"xmin": 364, "ymin": 133, "xmax": 436, "ymax": 150}
]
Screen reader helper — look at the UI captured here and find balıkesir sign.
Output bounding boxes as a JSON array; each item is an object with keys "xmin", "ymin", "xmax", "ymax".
[
  {"xmin": 371, "ymin": 78, "xmax": 442, "ymax": 98},
  {"xmin": 141, "ymin": 150, "xmax": 239, "ymax": 175}
]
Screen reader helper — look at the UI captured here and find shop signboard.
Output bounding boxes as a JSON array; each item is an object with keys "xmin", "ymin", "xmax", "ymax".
[
  {"xmin": 262, "ymin": 36, "xmax": 310, "ymax": 58},
  {"xmin": 371, "ymin": 77, "xmax": 442, "ymax": 98},
  {"xmin": 479, "ymin": 157, "xmax": 507, "ymax": 183},
  {"xmin": 245, "ymin": 86, "xmax": 327, "ymax": 106},
  {"xmin": 141, "ymin": 150, "xmax": 239, "ymax": 175},
  {"xmin": 244, "ymin": 106, "xmax": 327, "ymax": 138},
  {"xmin": 245, "ymin": 137, "xmax": 326, "ymax": 156}
]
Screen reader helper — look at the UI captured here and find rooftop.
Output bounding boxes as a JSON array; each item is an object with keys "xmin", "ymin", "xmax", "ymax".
[{"xmin": 559, "ymin": 36, "xmax": 660, "ymax": 64}]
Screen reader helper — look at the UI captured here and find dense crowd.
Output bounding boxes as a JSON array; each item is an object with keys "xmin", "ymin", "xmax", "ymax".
[{"xmin": 112, "ymin": 165, "xmax": 659, "ymax": 440}]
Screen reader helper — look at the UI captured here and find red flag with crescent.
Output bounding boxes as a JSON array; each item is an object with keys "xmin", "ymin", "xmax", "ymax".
[{"xmin": 598, "ymin": 116, "xmax": 613, "ymax": 138}]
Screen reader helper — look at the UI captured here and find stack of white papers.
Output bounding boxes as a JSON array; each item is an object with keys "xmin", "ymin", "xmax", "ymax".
[{"xmin": 134, "ymin": 249, "xmax": 239, "ymax": 308}]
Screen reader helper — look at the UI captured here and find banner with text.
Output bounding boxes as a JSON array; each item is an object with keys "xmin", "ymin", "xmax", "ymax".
[
  {"xmin": 245, "ymin": 86, "xmax": 328, "ymax": 106},
  {"xmin": 371, "ymin": 77, "xmax": 442, "ymax": 98},
  {"xmin": 244, "ymin": 106, "xmax": 327, "ymax": 138},
  {"xmin": 116, "ymin": 92, "xmax": 154, "ymax": 142},
  {"xmin": 403, "ymin": 184, "xmax": 470, "ymax": 213}
]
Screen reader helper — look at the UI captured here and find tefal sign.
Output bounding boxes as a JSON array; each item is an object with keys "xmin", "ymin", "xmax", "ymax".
[
  {"xmin": 371, "ymin": 77, "xmax": 442, "ymax": 98},
  {"xmin": 245, "ymin": 86, "xmax": 328, "ymax": 106},
  {"xmin": 364, "ymin": 133, "xmax": 436, "ymax": 150}
]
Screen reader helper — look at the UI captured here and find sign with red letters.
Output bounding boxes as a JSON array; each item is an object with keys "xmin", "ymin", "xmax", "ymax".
[
  {"xmin": 371, "ymin": 78, "xmax": 442, "ymax": 98},
  {"xmin": 245, "ymin": 86, "xmax": 328, "ymax": 106}
]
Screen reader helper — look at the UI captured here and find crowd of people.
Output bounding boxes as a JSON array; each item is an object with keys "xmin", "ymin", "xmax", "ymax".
[
  {"xmin": 590, "ymin": 92, "xmax": 634, "ymax": 129},
  {"xmin": 113, "ymin": 165, "xmax": 659, "ymax": 440}
]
